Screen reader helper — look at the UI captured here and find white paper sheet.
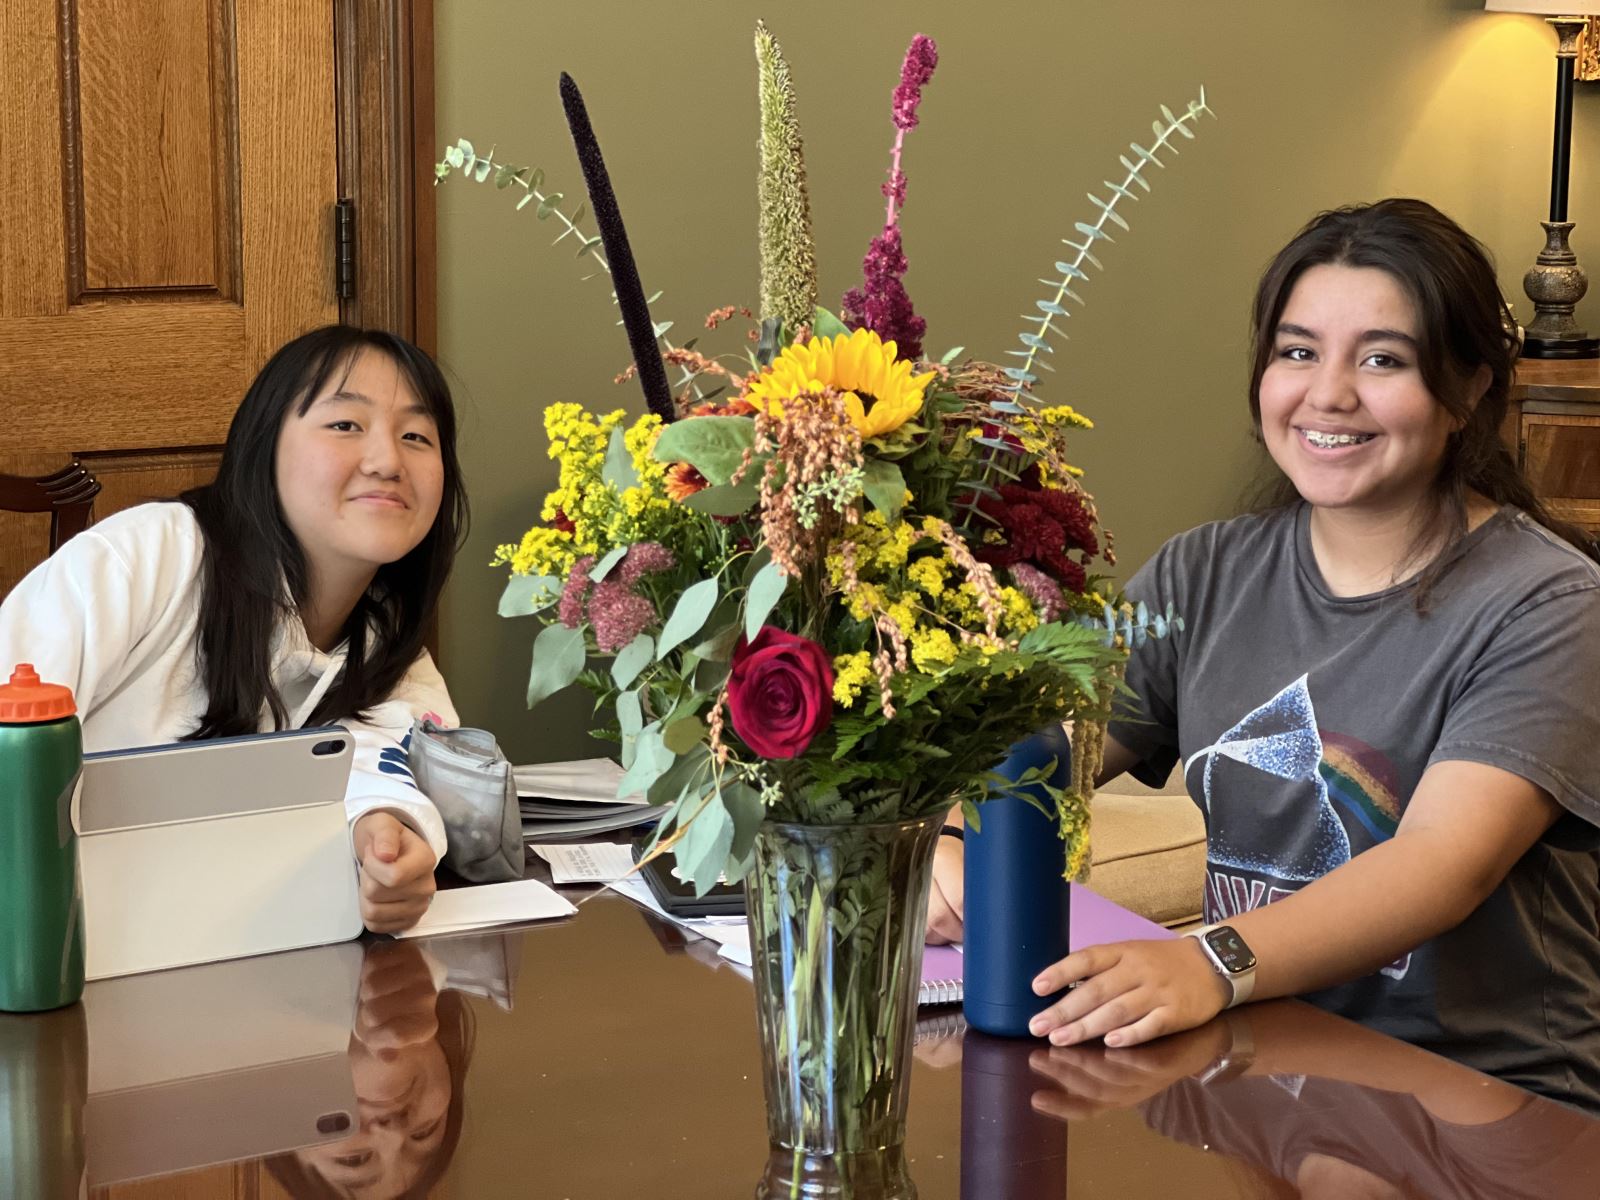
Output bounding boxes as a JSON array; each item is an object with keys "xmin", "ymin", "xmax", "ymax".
[
  {"xmin": 397, "ymin": 877, "xmax": 577, "ymax": 940},
  {"xmin": 528, "ymin": 842, "xmax": 636, "ymax": 884}
]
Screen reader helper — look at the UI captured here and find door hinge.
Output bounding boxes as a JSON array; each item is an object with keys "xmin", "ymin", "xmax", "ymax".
[{"xmin": 335, "ymin": 198, "xmax": 356, "ymax": 300}]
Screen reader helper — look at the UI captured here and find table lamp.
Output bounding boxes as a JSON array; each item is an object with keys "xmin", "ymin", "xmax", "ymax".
[{"xmin": 1486, "ymin": 2, "xmax": 1600, "ymax": 358}]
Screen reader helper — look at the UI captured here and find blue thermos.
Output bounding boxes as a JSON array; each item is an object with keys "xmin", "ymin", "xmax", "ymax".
[{"xmin": 964, "ymin": 724, "xmax": 1073, "ymax": 1037}]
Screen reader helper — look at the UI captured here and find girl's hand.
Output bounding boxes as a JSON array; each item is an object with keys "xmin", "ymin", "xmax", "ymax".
[
  {"xmin": 352, "ymin": 811, "xmax": 438, "ymax": 934},
  {"xmin": 1028, "ymin": 936, "xmax": 1232, "ymax": 1048}
]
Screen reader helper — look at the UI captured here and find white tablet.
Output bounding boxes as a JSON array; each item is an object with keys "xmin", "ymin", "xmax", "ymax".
[{"xmin": 79, "ymin": 727, "xmax": 364, "ymax": 980}]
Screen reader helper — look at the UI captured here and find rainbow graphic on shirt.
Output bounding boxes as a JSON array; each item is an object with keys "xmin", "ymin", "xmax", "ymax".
[{"xmin": 1317, "ymin": 731, "xmax": 1401, "ymax": 843}]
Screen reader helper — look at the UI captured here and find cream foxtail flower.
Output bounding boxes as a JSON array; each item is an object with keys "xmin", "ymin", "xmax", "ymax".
[{"xmin": 745, "ymin": 327, "xmax": 935, "ymax": 439}]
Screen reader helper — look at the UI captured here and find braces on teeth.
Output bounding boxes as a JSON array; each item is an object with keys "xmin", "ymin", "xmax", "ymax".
[{"xmin": 1303, "ymin": 430, "xmax": 1373, "ymax": 447}]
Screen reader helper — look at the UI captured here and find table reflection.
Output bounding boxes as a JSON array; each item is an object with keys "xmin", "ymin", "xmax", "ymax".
[
  {"xmin": 262, "ymin": 939, "xmax": 482, "ymax": 1199},
  {"xmin": 998, "ymin": 998, "xmax": 1600, "ymax": 1200},
  {"xmin": 0, "ymin": 930, "xmax": 520, "ymax": 1199}
]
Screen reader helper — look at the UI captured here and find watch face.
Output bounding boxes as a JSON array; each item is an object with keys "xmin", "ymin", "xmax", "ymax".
[{"xmin": 1203, "ymin": 926, "xmax": 1256, "ymax": 974}]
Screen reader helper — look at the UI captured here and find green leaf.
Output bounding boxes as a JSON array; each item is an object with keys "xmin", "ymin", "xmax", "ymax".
[
  {"xmin": 721, "ymin": 781, "xmax": 765, "ymax": 864},
  {"xmin": 811, "ymin": 307, "xmax": 849, "ymax": 339},
  {"xmin": 939, "ymin": 345, "xmax": 966, "ymax": 365},
  {"xmin": 683, "ymin": 474, "xmax": 760, "ymax": 516},
  {"xmin": 675, "ymin": 790, "xmax": 735, "ymax": 897},
  {"xmin": 526, "ymin": 622, "xmax": 587, "ymax": 708},
  {"xmin": 657, "ymin": 577, "xmax": 720, "ymax": 658},
  {"xmin": 646, "ymin": 743, "xmax": 708, "ymax": 811},
  {"xmin": 516, "ymin": 193, "xmax": 535, "ymax": 211},
  {"xmin": 498, "ymin": 573, "xmax": 560, "ymax": 618},
  {"xmin": 663, "ymin": 714, "xmax": 707, "ymax": 755},
  {"xmin": 691, "ymin": 620, "xmax": 740, "ymax": 664},
  {"xmin": 602, "ymin": 425, "xmax": 637, "ymax": 491},
  {"xmin": 861, "ymin": 459, "xmax": 907, "ymax": 518},
  {"xmin": 537, "ymin": 192, "xmax": 564, "ymax": 218},
  {"xmin": 651, "ymin": 416, "xmax": 755, "ymax": 485},
  {"xmin": 616, "ymin": 688, "xmax": 643, "ymax": 738},
  {"xmin": 590, "ymin": 545, "xmax": 628, "ymax": 582},
  {"xmin": 617, "ymin": 722, "xmax": 673, "ymax": 798},
  {"xmin": 610, "ymin": 633, "xmax": 654, "ymax": 689},
  {"xmin": 744, "ymin": 561, "xmax": 787, "ymax": 641}
]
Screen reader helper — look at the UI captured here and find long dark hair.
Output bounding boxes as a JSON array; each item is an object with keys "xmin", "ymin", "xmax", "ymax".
[
  {"xmin": 1246, "ymin": 198, "xmax": 1599, "ymax": 600},
  {"xmin": 180, "ymin": 325, "xmax": 468, "ymax": 737}
]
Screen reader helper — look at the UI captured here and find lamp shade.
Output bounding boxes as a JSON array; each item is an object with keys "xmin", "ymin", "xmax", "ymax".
[{"xmin": 1486, "ymin": 2, "xmax": 1600, "ymax": 14}]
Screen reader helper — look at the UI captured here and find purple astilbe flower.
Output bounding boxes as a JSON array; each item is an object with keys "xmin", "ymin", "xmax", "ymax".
[
  {"xmin": 558, "ymin": 555, "xmax": 597, "ymax": 629},
  {"xmin": 1010, "ymin": 562, "xmax": 1067, "ymax": 623},
  {"xmin": 588, "ymin": 579, "xmax": 659, "ymax": 652},
  {"xmin": 841, "ymin": 34, "xmax": 938, "ymax": 362},
  {"xmin": 619, "ymin": 541, "xmax": 677, "ymax": 585}
]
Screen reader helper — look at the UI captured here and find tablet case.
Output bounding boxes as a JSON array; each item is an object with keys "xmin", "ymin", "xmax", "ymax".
[
  {"xmin": 78, "ymin": 727, "xmax": 363, "ymax": 980},
  {"xmin": 630, "ymin": 838, "xmax": 746, "ymax": 918}
]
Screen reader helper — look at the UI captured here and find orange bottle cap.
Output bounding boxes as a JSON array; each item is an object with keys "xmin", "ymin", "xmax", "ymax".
[{"xmin": 0, "ymin": 663, "xmax": 77, "ymax": 724}]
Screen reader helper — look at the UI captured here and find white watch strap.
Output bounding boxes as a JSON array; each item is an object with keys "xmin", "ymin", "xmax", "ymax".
[{"xmin": 1189, "ymin": 924, "xmax": 1255, "ymax": 1008}]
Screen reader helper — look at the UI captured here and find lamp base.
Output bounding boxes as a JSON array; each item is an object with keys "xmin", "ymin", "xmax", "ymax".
[
  {"xmin": 1520, "ymin": 221, "xmax": 1594, "ymax": 358},
  {"xmin": 1520, "ymin": 335, "xmax": 1600, "ymax": 361}
]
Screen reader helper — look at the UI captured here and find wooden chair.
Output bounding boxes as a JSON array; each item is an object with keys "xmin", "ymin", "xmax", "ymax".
[{"xmin": 0, "ymin": 463, "xmax": 102, "ymax": 553}]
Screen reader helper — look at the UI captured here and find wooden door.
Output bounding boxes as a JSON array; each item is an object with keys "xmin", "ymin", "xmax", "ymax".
[{"xmin": 0, "ymin": 0, "xmax": 339, "ymax": 596}]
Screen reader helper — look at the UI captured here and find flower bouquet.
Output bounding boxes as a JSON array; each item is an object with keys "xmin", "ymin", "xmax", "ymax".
[{"xmin": 441, "ymin": 23, "xmax": 1203, "ymax": 1196}]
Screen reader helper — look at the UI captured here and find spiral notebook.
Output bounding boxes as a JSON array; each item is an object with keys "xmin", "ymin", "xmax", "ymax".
[
  {"xmin": 919, "ymin": 944, "xmax": 964, "ymax": 1007},
  {"xmin": 915, "ymin": 884, "xmax": 1175, "ymax": 1009}
]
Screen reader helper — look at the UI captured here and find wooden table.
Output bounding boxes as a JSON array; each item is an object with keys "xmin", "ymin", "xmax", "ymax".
[
  {"xmin": 1511, "ymin": 357, "xmax": 1600, "ymax": 536},
  {"xmin": 8, "ymin": 878, "xmax": 1600, "ymax": 1200}
]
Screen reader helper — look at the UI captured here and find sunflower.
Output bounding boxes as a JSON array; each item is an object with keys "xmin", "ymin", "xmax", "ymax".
[{"xmin": 745, "ymin": 327, "xmax": 935, "ymax": 439}]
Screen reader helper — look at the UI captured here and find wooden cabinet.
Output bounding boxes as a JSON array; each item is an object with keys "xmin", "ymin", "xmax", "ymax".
[{"xmin": 1510, "ymin": 358, "xmax": 1600, "ymax": 539}]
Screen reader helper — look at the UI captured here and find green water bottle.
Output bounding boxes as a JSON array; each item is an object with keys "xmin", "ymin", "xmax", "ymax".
[{"xmin": 0, "ymin": 663, "xmax": 85, "ymax": 1011}]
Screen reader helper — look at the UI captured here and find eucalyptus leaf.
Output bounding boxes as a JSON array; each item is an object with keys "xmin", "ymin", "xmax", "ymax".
[
  {"xmin": 616, "ymin": 688, "xmax": 643, "ymax": 738},
  {"xmin": 526, "ymin": 622, "xmax": 587, "ymax": 708},
  {"xmin": 811, "ymin": 307, "xmax": 850, "ymax": 340},
  {"xmin": 744, "ymin": 561, "xmax": 787, "ymax": 641},
  {"xmin": 861, "ymin": 460, "xmax": 906, "ymax": 519},
  {"xmin": 610, "ymin": 633, "xmax": 654, "ymax": 689},
  {"xmin": 674, "ymin": 790, "xmax": 735, "ymax": 897},
  {"xmin": 590, "ymin": 545, "xmax": 628, "ymax": 582},
  {"xmin": 663, "ymin": 714, "xmax": 707, "ymax": 755},
  {"xmin": 617, "ymin": 721, "xmax": 671, "ymax": 797},
  {"xmin": 498, "ymin": 573, "xmax": 560, "ymax": 618},
  {"xmin": 720, "ymin": 781, "xmax": 765, "ymax": 864},
  {"xmin": 657, "ymin": 577, "xmax": 720, "ymax": 658},
  {"xmin": 683, "ymin": 474, "xmax": 761, "ymax": 516},
  {"xmin": 652, "ymin": 417, "xmax": 756, "ymax": 485},
  {"xmin": 601, "ymin": 425, "xmax": 637, "ymax": 492}
]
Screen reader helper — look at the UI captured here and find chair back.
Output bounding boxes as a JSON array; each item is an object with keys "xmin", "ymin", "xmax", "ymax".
[{"xmin": 0, "ymin": 463, "xmax": 102, "ymax": 553}]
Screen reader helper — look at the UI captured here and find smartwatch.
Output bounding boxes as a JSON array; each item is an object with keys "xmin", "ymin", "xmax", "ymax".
[{"xmin": 1187, "ymin": 923, "xmax": 1257, "ymax": 1008}]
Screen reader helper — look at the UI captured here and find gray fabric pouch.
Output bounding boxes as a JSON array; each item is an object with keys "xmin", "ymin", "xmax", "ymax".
[{"xmin": 406, "ymin": 718, "xmax": 524, "ymax": 883}]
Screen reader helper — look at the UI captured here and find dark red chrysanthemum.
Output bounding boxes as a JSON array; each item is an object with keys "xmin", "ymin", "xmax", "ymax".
[{"xmin": 970, "ymin": 483, "xmax": 1099, "ymax": 595}]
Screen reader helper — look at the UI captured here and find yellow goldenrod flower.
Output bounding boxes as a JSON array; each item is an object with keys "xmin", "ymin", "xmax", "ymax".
[
  {"xmin": 832, "ymin": 651, "xmax": 875, "ymax": 708},
  {"xmin": 909, "ymin": 627, "xmax": 958, "ymax": 671},
  {"xmin": 745, "ymin": 327, "xmax": 935, "ymax": 438}
]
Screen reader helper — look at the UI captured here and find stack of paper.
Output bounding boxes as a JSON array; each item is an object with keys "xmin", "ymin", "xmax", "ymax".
[{"xmin": 513, "ymin": 757, "xmax": 666, "ymax": 840}]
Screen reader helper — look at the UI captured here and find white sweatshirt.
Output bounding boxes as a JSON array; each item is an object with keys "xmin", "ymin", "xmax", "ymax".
[{"xmin": 0, "ymin": 502, "xmax": 453, "ymax": 861}]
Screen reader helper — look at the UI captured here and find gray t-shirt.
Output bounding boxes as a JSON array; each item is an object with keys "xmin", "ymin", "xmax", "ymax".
[{"xmin": 1109, "ymin": 503, "xmax": 1600, "ymax": 1107}]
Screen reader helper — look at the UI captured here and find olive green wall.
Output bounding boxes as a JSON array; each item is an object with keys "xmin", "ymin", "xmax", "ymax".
[{"xmin": 435, "ymin": 0, "xmax": 1599, "ymax": 765}]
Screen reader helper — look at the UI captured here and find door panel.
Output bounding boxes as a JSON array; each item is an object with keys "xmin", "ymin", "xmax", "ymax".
[{"xmin": 0, "ymin": 0, "xmax": 338, "ymax": 596}]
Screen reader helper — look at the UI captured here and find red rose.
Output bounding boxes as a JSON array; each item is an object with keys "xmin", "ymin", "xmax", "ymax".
[{"xmin": 726, "ymin": 626, "xmax": 835, "ymax": 760}]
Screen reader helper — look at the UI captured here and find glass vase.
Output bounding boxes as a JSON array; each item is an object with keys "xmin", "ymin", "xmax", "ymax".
[{"xmin": 747, "ymin": 813, "xmax": 944, "ymax": 1200}]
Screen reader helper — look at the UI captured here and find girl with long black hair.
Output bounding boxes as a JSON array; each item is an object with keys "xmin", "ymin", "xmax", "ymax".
[{"xmin": 0, "ymin": 325, "xmax": 470, "ymax": 933}]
